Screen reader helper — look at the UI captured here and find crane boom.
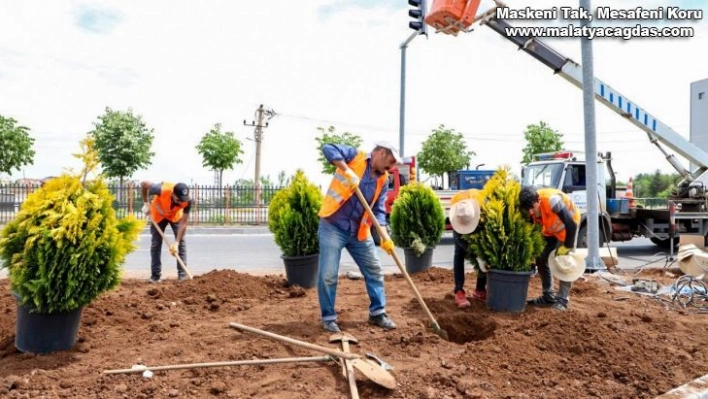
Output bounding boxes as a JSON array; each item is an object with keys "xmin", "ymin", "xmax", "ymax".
[{"xmin": 472, "ymin": 2, "xmax": 708, "ymax": 181}]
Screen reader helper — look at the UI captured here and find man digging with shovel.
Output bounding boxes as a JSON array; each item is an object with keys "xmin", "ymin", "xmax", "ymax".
[
  {"xmin": 141, "ymin": 181, "xmax": 193, "ymax": 283},
  {"xmin": 316, "ymin": 142, "xmax": 401, "ymax": 333},
  {"xmin": 520, "ymin": 186, "xmax": 581, "ymax": 311}
]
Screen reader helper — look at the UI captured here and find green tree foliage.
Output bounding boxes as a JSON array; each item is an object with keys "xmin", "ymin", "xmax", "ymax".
[
  {"xmin": 196, "ymin": 123, "xmax": 244, "ymax": 187},
  {"xmin": 268, "ymin": 170, "xmax": 323, "ymax": 257},
  {"xmin": 417, "ymin": 125, "xmax": 474, "ymax": 184},
  {"xmin": 0, "ymin": 138, "xmax": 142, "ymax": 313},
  {"xmin": 465, "ymin": 166, "xmax": 544, "ymax": 272},
  {"xmin": 390, "ymin": 182, "xmax": 445, "ymax": 256},
  {"xmin": 314, "ymin": 126, "xmax": 363, "ymax": 174},
  {"xmin": 88, "ymin": 107, "xmax": 155, "ymax": 187},
  {"xmin": 633, "ymin": 170, "xmax": 679, "ymax": 198},
  {"xmin": 521, "ymin": 121, "xmax": 564, "ymax": 165},
  {"xmin": 0, "ymin": 114, "xmax": 35, "ymax": 175}
]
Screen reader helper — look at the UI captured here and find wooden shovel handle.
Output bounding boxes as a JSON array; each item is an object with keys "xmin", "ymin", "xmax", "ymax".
[
  {"xmin": 229, "ymin": 322, "xmax": 360, "ymax": 360},
  {"xmin": 352, "ymin": 187, "xmax": 443, "ymax": 333},
  {"xmin": 149, "ymin": 218, "xmax": 193, "ymax": 280}
]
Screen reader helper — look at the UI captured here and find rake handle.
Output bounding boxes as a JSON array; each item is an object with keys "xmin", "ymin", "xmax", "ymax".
[{"xmin": 103, "ymin": 356, "xmax": 332, "ymax": 374}]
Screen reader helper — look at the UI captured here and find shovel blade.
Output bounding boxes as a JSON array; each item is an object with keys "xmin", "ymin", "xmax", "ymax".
[{"xmin": 350, "ymin": 358, "xmax": 397, "ymax": 389}]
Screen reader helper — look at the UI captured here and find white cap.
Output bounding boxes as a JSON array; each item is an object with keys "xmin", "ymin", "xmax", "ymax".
[{"xmin": 375, "ymin": 141, "xmax": 403, "ymax": 164}]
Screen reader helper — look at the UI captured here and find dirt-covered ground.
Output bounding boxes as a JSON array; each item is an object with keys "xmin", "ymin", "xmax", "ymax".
[{"xmin": 1, "ymin": 266, "xmax": 707, "ymax": 398}]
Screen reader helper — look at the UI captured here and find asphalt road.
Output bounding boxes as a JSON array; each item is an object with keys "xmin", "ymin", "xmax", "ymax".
[
  {"xmin": 118, "ymin": 233, "xmax": 678, "ymax": 280},
  {"xmin": 0, "ymin": 232, "xmax": 678, "ymax": 280}
]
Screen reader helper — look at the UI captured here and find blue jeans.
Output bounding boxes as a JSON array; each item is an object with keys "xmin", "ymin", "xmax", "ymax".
[{"xmin": 317, "ymin": 218, "xmax": 387, "ymax": 322}]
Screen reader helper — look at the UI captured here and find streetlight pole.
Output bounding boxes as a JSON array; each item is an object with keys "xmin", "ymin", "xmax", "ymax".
[
  {"xmin": 398, "ymin": 31, "xmax": 419, "ymax": 158},
  {"xmin": 579, "ymin": 0, "xmax": 605, "ymax": 270}
]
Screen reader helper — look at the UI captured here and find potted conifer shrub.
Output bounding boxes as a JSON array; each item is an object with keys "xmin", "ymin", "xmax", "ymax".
[
  {"xmin": 0, "ymin": 138, "xmax": 142, "ymax": 353},
  {"xmin": 268, "ymin": 170, "xmax": 323, "ymax": 288},
  {"xmin": 465, "ymin": 166, "xmax": 544, "ymax": 312},
  {"xmin": 389, "ymin": 182, "xmax": 445, "ymax": 274}
]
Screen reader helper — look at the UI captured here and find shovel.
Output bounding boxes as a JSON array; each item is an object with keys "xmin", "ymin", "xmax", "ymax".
[
  {"xmin": 103, "ymin": 356, "xmax": 333, "ymax": 374},
  {"xmin": 353, "ymin": 187, "xmax": 449, "ymax": 341},
  {"xmin": 149, "ymin": 218, "xmax": 193, "ymax": 280},
  {"xmin": 229, "ymin": 322, "xmax": 396, "ymax": 389}
]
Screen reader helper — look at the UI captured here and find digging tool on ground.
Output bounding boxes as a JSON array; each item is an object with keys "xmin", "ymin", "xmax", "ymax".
[
  {"xmin": 330, "ymin": 333, "xmax": 360, "ymax": 399},
  {"xmin": 103, "ymin": 355, "xmax": 333, "ymax": 374},
  {"xmin": 352, "ymin": 187, "xmax": 449, "ymax": 341},
  {"xmin": 229, "ymin": 322, "xmax": 396, "ymax": 389},
  {"xmin": 149, "ymin": 218, "xmax": 193, "ymax": 280},
  {"xmin": 366, "ymin": 353, "xmax": 393, "ymax": 371}
]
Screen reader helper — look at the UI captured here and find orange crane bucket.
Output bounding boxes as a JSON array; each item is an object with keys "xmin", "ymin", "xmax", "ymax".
[{"xmin": 424, "ymin": 0, "xmax": 481, "ymax": 36}]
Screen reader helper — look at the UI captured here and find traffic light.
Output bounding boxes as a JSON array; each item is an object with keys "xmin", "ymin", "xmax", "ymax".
[{"xmin": 408, "ymin": 0, "xmax": 427, "ymax": 35}]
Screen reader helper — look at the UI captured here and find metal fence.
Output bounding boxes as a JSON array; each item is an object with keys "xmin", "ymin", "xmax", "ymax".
[{"xmin": 0, "ymin": 183, "xmax": 285, "ymax": 226}]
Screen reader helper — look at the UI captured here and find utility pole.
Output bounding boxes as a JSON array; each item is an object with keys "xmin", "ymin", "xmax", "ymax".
[
  {"xmin": 399, "ymin": 0, "xmax": 428, "ymax": 157},
  {"xmin": 244, "ymin": 104, "xmax": 275, "ymax": 224}
]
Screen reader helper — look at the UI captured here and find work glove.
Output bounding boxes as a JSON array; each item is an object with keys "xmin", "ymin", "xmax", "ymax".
[
  {"xmin": 142, "ymin": 202, "xmax": 151, "ymax": 216},
  {"xmin": 379, "ymin": 230, "xmax": 395, "ymax": 255},
  {"xmin": 556, "ymin": 245, "xmax": 571, "ymax": 256},
  {"xmin": 343, "ymin": 168, "xmax": 360, "ymax": 188},
  {"xmin": 169, "ymin": 243, "xmax": 178, "ymax": 257}
]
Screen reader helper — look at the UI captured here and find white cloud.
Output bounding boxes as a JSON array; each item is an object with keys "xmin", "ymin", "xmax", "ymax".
[{"xmin": 0, "ymin": 0, "xmax": 706, "ymax": 189}]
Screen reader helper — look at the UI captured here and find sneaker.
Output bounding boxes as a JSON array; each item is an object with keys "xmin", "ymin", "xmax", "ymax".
[
  {"xmin": 552, "ymin": 302, "xmax": 568, "ymax": 312},
  {"xmin": 178, "ymin": 274, "xmax": 188, "ymax": 281},
  {"xmin": 471, "ymin": 290, "xmax": 486, "ymax": 302},
  {"xmin": 527, "ymin": 293, "xmax": 557, "ymax": 307},
  {"xmin": 322, "ymin": 320, "xmax": 341, "ymax": 333},
  {"xmin": 147, "ymin": 277, "xmax": 160, "ymax": 284},
  {"xmin": 368, "ymin": 314, "xmax": 397, "ymax": 330},
  {"xmin": 454, "ymin": 291, "xmax": 471, "ymax": 308}
]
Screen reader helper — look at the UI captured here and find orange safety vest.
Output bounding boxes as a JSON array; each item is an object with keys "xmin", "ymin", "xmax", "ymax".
[
  {"xmin": 535, "ymin": 188, "xmax": 580, "ymax": 242},
  {"xmin": 318, "ymin": 152, "xmax": 388, "ymax": 241},
  {"xmin": 150, "ymin": 183, "xmax": 189, "ymax": 223}
]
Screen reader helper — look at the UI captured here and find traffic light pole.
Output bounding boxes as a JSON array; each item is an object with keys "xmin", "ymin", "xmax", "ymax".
[{"xmin": 398, "ymin": 31, "xmax": 419, "ymax": 158}]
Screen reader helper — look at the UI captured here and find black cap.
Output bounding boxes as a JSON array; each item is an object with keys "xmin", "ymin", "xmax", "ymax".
[{"xmin": 173, "ymin": 183, "xmax": 190, "ymax": 202}]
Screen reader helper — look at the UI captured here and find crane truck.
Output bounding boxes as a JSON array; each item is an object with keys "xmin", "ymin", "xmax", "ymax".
[{"xmin": 424, "ymin": 0, "xmax": 708, "ymax": 262}]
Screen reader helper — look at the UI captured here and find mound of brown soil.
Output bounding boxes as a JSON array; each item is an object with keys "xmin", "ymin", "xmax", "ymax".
[{"xmin": 1, "ymin": 267, "xmax": 705, "ymax": 398}]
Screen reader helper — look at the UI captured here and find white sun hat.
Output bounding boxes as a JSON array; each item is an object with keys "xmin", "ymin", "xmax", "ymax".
[
  {"xmin": 374, "ymin": 141, "xmax": 403, "ymax": 164},
  {"xmin": 450, "ymin": 199, "xmax": 481, "ymax": 235},
  {"xmin": 548, "ymin": 251, "xmax": 586, "ymax": 282}
]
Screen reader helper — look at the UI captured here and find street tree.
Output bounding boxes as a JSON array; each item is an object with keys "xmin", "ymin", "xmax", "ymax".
[
  {"xmin": 521, "ymin": 121, "xmax": 564, "ymax": 165},
  {"xmin": 314, "ymin": 126, "xmax": 363, "ymax": 174},
  {"xmin": 417, "ymin": 125, "xmax": 474, "ymax": 186},
  {"xmin": 88, "ymin": 107, "xmax": 155, "ymax": 202},
  {"xmin": 0, "ymin": 114, "xmax": 35, "ymax": 176},
  {"xmin": 196, "ymin": 123, "xmax": 244, "ymax": 187}
]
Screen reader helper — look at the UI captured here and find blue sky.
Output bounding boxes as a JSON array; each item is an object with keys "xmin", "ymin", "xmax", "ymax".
[{"xmin": 0, "ymin": 0, "xmax": 707, "ymax": 188}]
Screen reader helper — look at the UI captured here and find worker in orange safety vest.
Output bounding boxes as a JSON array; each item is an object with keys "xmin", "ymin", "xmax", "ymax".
[
  {"xmin": 317, "ymin": 142, "xmax": 401, "ymax": 333},
  {"xmin": 519, "ymin": 186, "xmax": 581, "ymax": 311},
  {"xmin": 140, "ymin": 181, "xmax": 193, "ymax": 283}
]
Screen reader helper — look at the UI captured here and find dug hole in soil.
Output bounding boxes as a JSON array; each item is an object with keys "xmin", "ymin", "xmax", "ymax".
[{"xmin": 0, "ymin": 266, "xmax": 706, "ymax": 398}]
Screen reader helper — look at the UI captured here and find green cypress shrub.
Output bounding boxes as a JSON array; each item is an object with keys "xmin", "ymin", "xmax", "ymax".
[
  {"xmin": 390, "ymin": 182, "xmax": 445, "ymax": 256},
  {"xmin": 268, "ymin": 170, "xmax": 322, "ymax": 257},
  {"xmin": 465, "ymin": 166, "xmax": 544, "ymax": 272},
  {"xmin": 0, "ymin": 138, "xmax": 142, "ymax": 314}
]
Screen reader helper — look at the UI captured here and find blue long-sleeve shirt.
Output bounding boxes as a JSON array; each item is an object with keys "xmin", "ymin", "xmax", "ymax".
[{"xmin": 322, "ymin": 143, "xmax": 389, "ymax": 235}]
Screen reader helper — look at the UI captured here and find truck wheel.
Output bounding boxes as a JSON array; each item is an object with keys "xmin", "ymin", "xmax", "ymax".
[
  {"xmin": 577, "ymin": 225, "xmax": 606, "ymax": 248},
  {"xmin": 649, "ymin": 237, "xmax": 679, "ymax": 250}
]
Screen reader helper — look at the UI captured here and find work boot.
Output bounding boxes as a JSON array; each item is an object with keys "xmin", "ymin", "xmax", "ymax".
[
  {"xmin": 322, "ymin": 320, "xmax": 341, "ymax": 333},
  {"xmin": 471, "ymin": 289, "xmax": 487, "ymax": 302},
  {"xmin": 147, "ymin": 277, "xmax": 160, "ymax": 284},
  {"xmin": 454, "ymin": 290, "xmax": 470, "ymax": 308},
  {"xmin": 178, "ymin": 273, "xmax": 188, "ymax": 281},
  {"xmin": 368, "ymin": 314, "xmax": 397, "ymax": 330},
  {"xmin": 526, "ymin": 293, "xmax": 557, "ymax": 307}
]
